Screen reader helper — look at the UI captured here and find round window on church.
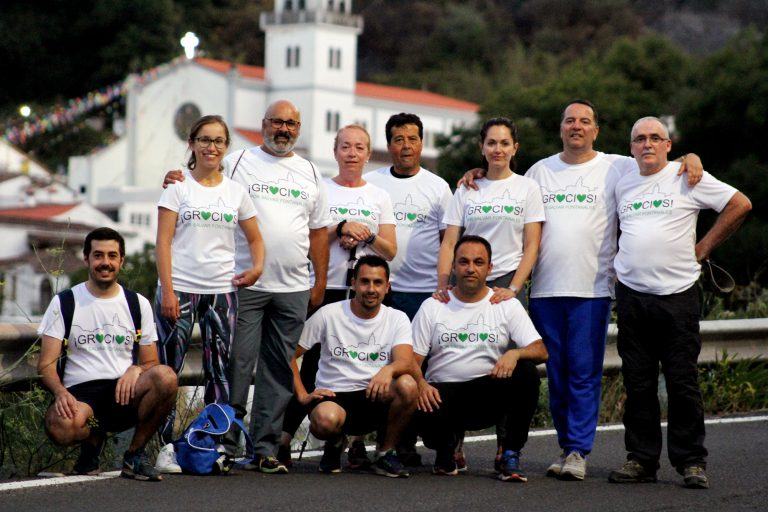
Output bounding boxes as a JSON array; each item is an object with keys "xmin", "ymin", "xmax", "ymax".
[{"xmin": 174, "ymin": 103, "xmax": 202, "ymax": 141}]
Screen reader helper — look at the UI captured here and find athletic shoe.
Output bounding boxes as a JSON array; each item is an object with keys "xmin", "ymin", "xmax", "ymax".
[
  {"xmin": 546, "ymin": 451, "xmax": 567, "ymax": 477},
  {"xmin": 318, "ymin": 438, "xmax": 344, "ymax": 474},
  {"xmin": 608, "ymin": 459, "xmax": 657, "ymax": 483},
  {"xmin": 682, "ymin": 465, "xmax": 709, "ymax": 489},
  {"xmin": 347, "ymin": 440, "xmax": 371, "ymax": 470},
  {"xmin": 121, "ymin": 449, "xmax": 162, "ymax": 481},
  {"xmin": 454, "ymin": 450, "xmax": 468, "ymax": 472},
  {"xmin": 396, "ymin": 444, "xmax": 423, "ymax": 467},
  {"xmin": 276, "ymin": 444, "xmax": 293, "ymax": 468},
  {"xmin": 258, "ymin": 455, "xmax": 289, "ymax": 474},
  {"xmin": 497, "ymin": 450, "xmax": 527, "ymax": 482},
  {"xmin": 72, "ymin": 440, "xmax": 102, "ymax": 475},
  {"xmin": 432, "ymin": 449, "xmax": 458, "ymax": 476},
  {"xmin": 155, "ymin": 443, "xmax": 182, "ymax": 474},
  {"xmin": 373, "ymin": 449, "xmax": 409, "ymax": 478},
  {"xmin": 560, "ymin": 451, "xmax": 586, "ymax": 481}
]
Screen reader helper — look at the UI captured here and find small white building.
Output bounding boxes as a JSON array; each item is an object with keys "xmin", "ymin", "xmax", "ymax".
[{"xmin": 67, "ymin": 0, "xmax": 478, "ymax": 241}]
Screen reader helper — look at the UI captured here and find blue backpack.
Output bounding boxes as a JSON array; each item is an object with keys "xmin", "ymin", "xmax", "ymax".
[{"xmin": 174, "ymin": 403, "xmax": 254, "ymax": 475}]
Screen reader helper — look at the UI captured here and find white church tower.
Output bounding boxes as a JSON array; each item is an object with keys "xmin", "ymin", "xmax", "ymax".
[{"xmin": 260, "ymin": 0, "xmax": 363, "ymax": 169}]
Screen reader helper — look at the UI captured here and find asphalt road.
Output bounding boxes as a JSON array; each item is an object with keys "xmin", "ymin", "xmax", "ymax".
[{"xmin": 2, "ymin": 415, "xmax": 767, "ymax": 512}]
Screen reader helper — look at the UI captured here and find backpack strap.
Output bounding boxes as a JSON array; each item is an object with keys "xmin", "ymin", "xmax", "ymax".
[
  {"xmin": 56, "ymin": 289, "xmax": 75, "ymax": 380},
  {"xmin": 121, "ymin": 287, "xmax": 142, "ymax": 364},
  {"xmin": 229, "ymin": 150, "xmax": 247, "ymax": 179}
]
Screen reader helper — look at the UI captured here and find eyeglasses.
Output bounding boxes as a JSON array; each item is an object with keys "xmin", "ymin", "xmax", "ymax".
[
  {"xmin": 631, "ymin": 135, "xmax": 669, "ymax": 145},
  {"xmin": 265, "ymin": 118, "xmax": 301, "ymax": 130},
  {"xmin": 194, "ymin": 137, "xmax": 228, "ymax": 148}
]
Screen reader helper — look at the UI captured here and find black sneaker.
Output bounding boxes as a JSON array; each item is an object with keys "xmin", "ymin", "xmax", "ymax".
[
  {"xmin": 682, "ymin": 465, "xmax": 709, "ymax": 489},
  {"xmin": 120, "ymin": 449, "xmax": 162, "ymax": 481},
  {"xmin": 347, "ymin": 440, "xmax": 371, "ymax": 470},
  {"xmin": 497, "ymin": 450, "xmax": 527, "ymax": 482},
  {"xmin": 608, "ymin": 459, "xmax": 657, "ymax": 483},
  {"xmin": 433, "ymin": 449, "xmax": 458, "ymax": 476},
  {"xmin": 72, "ymin": 439, "xmax": 103, "ymax": 475},
  {"xmin": 258, "ymin": 455, "xmax": 289, "ymax": 474},
  {"xmin": 373, "ymin": 449, "xmax": 409, "ymax": 478},
  {"xmin": 396, "ymin": 444, "xmax": 422, "ymax": 467},
  {"xmin": 319, "ymin": 438, "xmax": 344, "ymax": 474}
]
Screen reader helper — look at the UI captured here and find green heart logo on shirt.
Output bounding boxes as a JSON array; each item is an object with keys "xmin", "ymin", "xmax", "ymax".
[
  {"xmin": 339, "ymin": 208, "xmax": 348, "ymax": 215},
  {"xmin": 361, "ymin": 210, "xmax": 371, "ymax": 216},
  {"xmin": 653, "ymin": 200, "xmax": 662, "ymax": 208},
  {"xmin": 556, "ymin": 194, "xmax": 566, "ymax": 202},
  {"xmin": 458, "ymin": 333, "xmax": 468, "ymax": 342},
  {"xmin": 291, "ymin": 189, "xmax": 300, "ymax": 198},
  {"xmin": 633, "ymin": 202, "xmax": 642, "ymax": 210},
  {"xmin": 115, "ymin": 335, "xmax": 125, "ymax": 344},
  {"xmin": 479, "ymin": 333, "xmax": 488, "ymax": 341},
  {"xmin": 201, "ymin": 211, "xmax": 212, "ymax": 220},
  {"xmin": 269, "ymin": 186, "xmax": 279, "ymax": 195},
  {"xmin": 577, "ymin": 194, "xmax": 587, "ymax": 202},
  {"xmin": 504, "ymin": 206, "xmax": 513, "ymax": 214},
  {"xmin": 349, "ymin": 351, "xmax": 358, "ymax": 359},
  {"xmin": 96, "ymin": 333, "xmax": 104, "ymax": 343},
  {"xmin": 369, "ymin": 353, "xmax": 379, "ymax": 361},
  {"xmin": 482, "ymin": 206, "xmax": 492, "ymax": 213},
  {"xmin": 407, "ymin": 213, "xmax": 417, "ymax": 221},
  {"xmin": 223, "ymin": 213, "xmax": 234, "ymax": 223}
]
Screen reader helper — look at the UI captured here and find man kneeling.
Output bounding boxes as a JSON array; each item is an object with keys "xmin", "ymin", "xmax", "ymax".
[
  {"xmin": 413, "ymin": 235, "xmax": 548, "ymax": 481},
  {"xmin": 37, "ymin": 228, "xmax": 178, "ymax": 481},
  {"xmin": 291, "ymin": 256, "xmax": 417, "ymax": 477}
]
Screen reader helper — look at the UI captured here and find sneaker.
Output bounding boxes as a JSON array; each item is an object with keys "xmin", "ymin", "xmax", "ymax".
[
  {"xmin": 433, "ymin": 449, "xmax": 458, "ymax": 476},
  {"xmin": 546, "ymin": 451, "xmax": 567, "ymax": 478},
  {"xmin": 608, "ymin": 459, "xmax": 657, "ymax": 483},
  {"xmin": 276, "ymin": 444, "xmax": 293, "ymax": 468},
  {"xmin": 318, "ymin": 438, "xmax": 344, "ymax": 474},
  {"xmin": 560, "ymin": 451, "xmax": 586, "ymax": 481},
  {"xmin": 374, "ymin": 449, "xmax": 409, "ymax": 478},
  {"xmin": 497, "ymin": 450, "xmax": 527, "ymax": 482},
  {"xmin": 347, "ymin": 440, "xmax": 371, "ymax": 470},
  {"xmin": 72, "ymin": 440, "xmax": 102, "ymax": 475},
  {"xmin": 396, "ymin": 444, "xmax": 423, "ymax": 467},
  {"xmin": 454, "ymin": 450, "xmax": 468, "ymax": 472},
  {"xmin": 258, "ymin": 455, "xmax": 289, "ymax": 474},
  {"xmin": 682, "ymin": 465, "xmax": 709, "ymax": 489},
  {"xmin": 121, "ymin": 449, "xmax": 162, "ymax": 481},
  {"xmin": 155, "ymin": 443, "xmax": 182, "ymax": 474}
]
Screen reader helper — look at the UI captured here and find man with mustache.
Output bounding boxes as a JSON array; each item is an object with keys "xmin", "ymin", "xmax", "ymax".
[
  {"xmin": 37, "ymin": 227, "xmax": 178, "ymax": 481},
  {"xmin": 609, "ymin": 116, "xmax": 751, "ymax": 489}
]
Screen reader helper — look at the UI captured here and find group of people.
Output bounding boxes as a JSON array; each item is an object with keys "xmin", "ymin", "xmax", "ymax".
[{"xmin": 36, "ymin": 98, "xmax": 751, "ymax": 489}]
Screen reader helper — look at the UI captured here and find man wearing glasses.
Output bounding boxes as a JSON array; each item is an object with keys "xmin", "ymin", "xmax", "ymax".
[{"xmin": 609, "ymin": 116, "xmax": 751, "ymax": 489}]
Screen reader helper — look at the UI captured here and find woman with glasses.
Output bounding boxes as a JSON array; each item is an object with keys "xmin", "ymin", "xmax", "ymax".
[{"xmin": 153, "ymin": 115, "xmax": 264, "ymax": 472}]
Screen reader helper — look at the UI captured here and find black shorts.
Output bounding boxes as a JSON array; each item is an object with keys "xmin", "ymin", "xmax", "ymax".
[
  {"xmin": 67, "ymin": 379, "xmax": 138, "ymax": 433},
  {"xmin": 315, "ymin": 390, "xmax": 389, "ymax": 436}
]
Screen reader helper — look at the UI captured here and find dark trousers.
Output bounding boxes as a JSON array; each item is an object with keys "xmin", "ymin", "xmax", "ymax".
[
  {"xmin": 418, "ymin": 361, "xmax": 540, "ymax": 455},
  {"xmin": 616, "ymin": 281, "xmax": 708, "ymax": 470}
]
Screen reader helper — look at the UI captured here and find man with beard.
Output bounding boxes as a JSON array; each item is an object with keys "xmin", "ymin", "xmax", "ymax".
[{"xmin": 37, "ymin": 227, "xmax": 178, "ymax": 481}]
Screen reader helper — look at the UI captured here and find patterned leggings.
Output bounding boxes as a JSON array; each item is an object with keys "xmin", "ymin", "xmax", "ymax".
[{"xmin": 155, "ymin": 287, "xmax": 238, "ymax": 444}]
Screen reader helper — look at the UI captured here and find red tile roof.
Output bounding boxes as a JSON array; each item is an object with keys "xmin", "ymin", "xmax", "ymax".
[
  {"xmin": 235, "ymin": 129, "xmax": 264, "ymax": 145},
  {"xmin": 194, "ymin": 58, "xmax": 265, "ymax": 79},
  {"xmin": 0, "ymin": 203, "xmax": 77, "ymax": 220}
]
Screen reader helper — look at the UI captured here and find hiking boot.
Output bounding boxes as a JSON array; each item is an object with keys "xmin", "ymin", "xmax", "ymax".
[
  {"xmin": 560, "ymin": 451, "xmax": 586, "ymax": 481},
  {"xmin": 433, "ymin": 449, "xmax": 458, "ymax": 476},
  {"xmin": 347, "ymin": 440, "xmax": 371, "ymax": 470},
  {"xmin": 276, "ymin": 444, "xmax": 293, "ymax": 468},
  {"xmin": 155, "ymin": 443, "xmax": 182, "ymax": 474},
  {"xmin": 373, "ymin": 449, "xmax": 409, "ymax": 478},
  {"xmin": 72, "ymin": 440, "xmax": 103, "ymax": 475},
  {"xmin": 258, "ymin": 455, "xmax": 289, "ymax": 474},
  {"xmin": 121, "ymin": 449, "xmax": 162, "ymax": 481},
  {"xmin": 454, "ymin": 450, "xmax": 467, "ymax": 472},
  {"xmin": 608, "ymin": 459, "xmax": 657, "ymax": 483},
  {"xmin": 318, "ymin": 438, "xmax": 344, "ymax": 474},
  {"xmin": 682, "ymin": 465, "xmax": 709, "ymax": 489},
  {"xmin": 396, "ymin": 444, "xmax": 422, "ymax": 467},
  {"xmin": 546, "ymin": 451, "xmax": 567, "ymax": 477},
  {"xmin": 497, "ymin": 450, "xmax": 527, "ymax": 482}
]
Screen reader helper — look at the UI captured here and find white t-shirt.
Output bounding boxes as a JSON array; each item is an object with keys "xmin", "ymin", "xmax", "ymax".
[
  {"xmin": 158, "ymin": 170, "xmax": 257, "ymax": 294},
  {"xmin": 37, "ymin": 283, "xmax": 158, "ymax": 388},
  {"xmin": 412, "ymin": 289, "xmax": 541, "ymax": 383},
  {"xmin": 443, "ymin": 173, "xmax": 545, "ymax": 280},
  {"xmin": 365, "ymin": 167, "xmax": 452, "ymax": 292},
  {"xmin": 314, "ymin": 179, "xmax": 396, "ymax": 290},
  {"xmin": 525, "ymin": 152, "xmax": 635, "ymax": 298},
  {"xmin": 614, "ymin": 162, "xmax": 737, "ymax": 295},
  {"xmin": 298, "ymin": 301, "xmax": 413, "ymax": 392},
  {"xmin": 225, "ymin": 147, "xmax": 332, "ymax": 293}
]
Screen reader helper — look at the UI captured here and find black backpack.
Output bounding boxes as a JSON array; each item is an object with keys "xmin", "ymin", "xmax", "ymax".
[{"xmin": 55, "ymin": 287, "xmax": 143, "ymax": 380}]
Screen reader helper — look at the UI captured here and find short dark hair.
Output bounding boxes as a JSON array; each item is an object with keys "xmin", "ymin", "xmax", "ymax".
[
  {"xmin": 84, "ymin": 227, "xmax": 125, "ymax": 258},
  {"xmin": 353, "ymin": 255, "xmax": 390, "ymax": 281},
  {"xmin": 187, "ymin": 115, "xmax": 231, "ymax": 170},
  {"xmin": 453, "ymin": 235, "xmax": 492, "ymax": 263},
  {"xmin": 479, "ymin": 117, "xmax": 519, "ymax": 173},
  {"xmin": 561, "ymin": 99, "xmax": 599, "ymax": 126},
  {"xmin": 385, "ymin": 113, "xmax": 423, "ymax": 145}
]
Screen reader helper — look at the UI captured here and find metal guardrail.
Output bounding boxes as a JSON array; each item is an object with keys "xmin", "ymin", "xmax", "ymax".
[{"xmin": 1, "ymin": 319, "xmax": 767, "ymax": 389}]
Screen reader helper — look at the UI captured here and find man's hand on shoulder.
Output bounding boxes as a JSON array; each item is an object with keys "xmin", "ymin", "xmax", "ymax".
[
  {"xmin": 489, "ymin": 287, "xmax": 517, "ymax": 304},
  {"xmin": 162, "ymin": 169, "xmax": 185, "ymax": 189},
  {"xmin": 456, "ymin": 168, "xmax": 486, "ymax": 191}
]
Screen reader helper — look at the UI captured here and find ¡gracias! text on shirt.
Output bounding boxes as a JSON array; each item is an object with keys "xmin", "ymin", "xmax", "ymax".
[
  {"xmin": 248, "ymin": 183, "xmax": 309, "ymax": 200},
  {"xmin": 332, "ymin": 346, "xmax": 388, "ymax": 362},
  {"xmin": 467, "ymin": 204, "xmax": 523, "ymax": 215},
  {"xmin": 74, "ymin": 332, "xmax": 134, "ymax": 346},
  {"xmin": 618, "ymin": 197, "xmax": 674, "ymax": 215},
  {"xmin": 542, "ymin": 192, "xmax": 597, "ymax": 204},
  {"xmin": 180, "ymin": 210, "xmax": 236, "ymax": 223},
  {"xmin": 394, "ymin": 211, "xmax": 426, "ymax": 223},
  {"xmin": 440, "ymin": 331, "xmax": 499, "ymax": 344}
]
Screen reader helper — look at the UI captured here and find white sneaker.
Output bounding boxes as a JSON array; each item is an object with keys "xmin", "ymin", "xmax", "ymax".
[
  {"xmin": 546, "ymin": 451, "xmax": 566, "ymax": 477},
  {"xmin": 560, "ymin": 451, "xmax": 586, "ymax": 481},
  {"xmin": 155, "ymin": 443, "xmax": 182, "ymax": 474}
]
